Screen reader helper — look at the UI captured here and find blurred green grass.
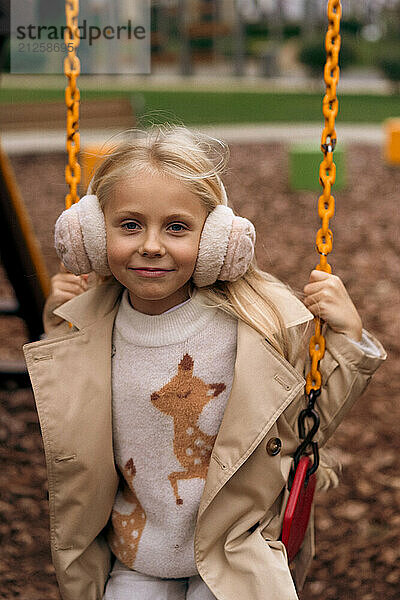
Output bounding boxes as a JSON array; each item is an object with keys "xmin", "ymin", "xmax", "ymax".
[{"xmin": 0, "ymin": 88, "xmax": 399, "ymax": 124}]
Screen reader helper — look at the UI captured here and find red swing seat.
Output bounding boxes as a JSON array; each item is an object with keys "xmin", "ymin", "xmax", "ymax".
[{"xmin": 281, "ymin": 456, "xmax": 316, "ymax": 563}]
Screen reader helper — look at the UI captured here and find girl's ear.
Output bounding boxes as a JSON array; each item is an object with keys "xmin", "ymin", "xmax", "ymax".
[
  {"xmin": 192, "ymin": 205, "xmax": 256, "ymax": 288},
  {"xmin": 54, "ymin": 195, "xmax": 112, "ymax": 276}
]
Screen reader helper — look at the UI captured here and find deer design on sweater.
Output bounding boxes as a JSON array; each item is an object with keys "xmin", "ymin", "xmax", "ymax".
[
  {"xmin": 151, "ymin": 353, "xmax": 226, "ymax": 505},
  {"xmin": 107, "ymin": 458, "xmax": 146, "ymax": 567}
]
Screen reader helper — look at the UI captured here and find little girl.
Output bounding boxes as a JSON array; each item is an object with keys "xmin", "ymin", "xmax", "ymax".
[{"xmin": 24, "ymin": 125, "xmax": 386, "ymax": 600}]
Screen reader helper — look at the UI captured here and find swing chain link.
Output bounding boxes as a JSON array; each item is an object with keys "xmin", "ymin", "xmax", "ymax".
[
  {"xmin": 298, "ymin": 1, "xmax": 341, "ymax": 478},
  {"xmin": 288, "ymin": 389, "xmax": 322, "ymax": 490},
  {"xmin": 306, "ymin": 0, "xmax": 341, "ymax": 399},
  {"xmin": 64, "ymin": 0, "xmax": 81, "ymax": 209}
]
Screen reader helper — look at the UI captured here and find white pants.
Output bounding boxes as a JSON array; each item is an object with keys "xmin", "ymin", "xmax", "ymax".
[{"xmin": 103, "ymin": 560, "xmax": 217, "ymax": 600}]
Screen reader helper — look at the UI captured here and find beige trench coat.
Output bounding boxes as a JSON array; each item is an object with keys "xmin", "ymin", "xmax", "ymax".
[{"xmin": 23, "ymin": 279, "xmax": 386, "ymax": 600}]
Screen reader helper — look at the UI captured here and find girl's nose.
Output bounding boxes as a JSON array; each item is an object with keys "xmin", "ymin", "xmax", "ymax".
[{"xmin": 139, "ymin": 231, "xmax": 166, "ymax": 256}]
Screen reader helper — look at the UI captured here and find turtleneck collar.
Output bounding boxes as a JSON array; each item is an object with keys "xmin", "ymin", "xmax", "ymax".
[{"xmin": 114, "ymin": 286, "xmax": 218, "ymax": 347}]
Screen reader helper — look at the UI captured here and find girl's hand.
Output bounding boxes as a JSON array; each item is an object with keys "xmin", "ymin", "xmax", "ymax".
[
  {"xmin": 43, "ymin": 262, "xmax": 89, "ymax": 334},
  {"xmin": 302, "ymin": 269, "xmax": 363, "ymax": 342}
]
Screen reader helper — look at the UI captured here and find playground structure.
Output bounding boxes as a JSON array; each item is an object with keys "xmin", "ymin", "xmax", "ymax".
[
  {"xmin": 385, "ymin": 118, "xmax": 400, "ymax": 165},
  {"xmin": 0, "ymin": 144, "xmax": 50, "ymax": 386}
]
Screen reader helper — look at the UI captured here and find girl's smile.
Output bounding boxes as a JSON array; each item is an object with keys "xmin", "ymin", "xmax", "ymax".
[
  {"xmin": 130, "ymin": 268, "xmax": 174, "ymax": 277},
  {"xmin": 103, "ymin": 172, "xmax": 208, "ymax": 315}
]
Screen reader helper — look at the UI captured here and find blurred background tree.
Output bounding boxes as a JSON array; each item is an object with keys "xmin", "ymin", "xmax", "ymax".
[{"xmin": 378, "ymin": 51, "xmax": 400, "ymax": 95}]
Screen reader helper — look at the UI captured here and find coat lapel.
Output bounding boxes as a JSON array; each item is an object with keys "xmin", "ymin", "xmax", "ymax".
[
  {"xmin": 198, "ymin": 319, "xmax": 306, "ymax": 519},
  {"xmin": 22, "ymin": 281, "xmax": 124, "ymax": 551}
]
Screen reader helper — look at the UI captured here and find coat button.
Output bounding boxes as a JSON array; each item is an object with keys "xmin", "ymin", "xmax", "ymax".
[{"xmin": 266, "ymin": 437, "xmax": 282, "ymax": 456}]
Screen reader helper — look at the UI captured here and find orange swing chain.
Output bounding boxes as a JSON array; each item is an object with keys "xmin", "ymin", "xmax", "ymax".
[
  {"xmin": 64, "ymin": 0, "xmax": 81, "ymax": 209},
  {"xmin": 306, "ymin": 0, "xmax": 342, "ymax": 396},
  {"xmin": 279, "ymin": 1, "xmax": 342, "ymax": 562}
]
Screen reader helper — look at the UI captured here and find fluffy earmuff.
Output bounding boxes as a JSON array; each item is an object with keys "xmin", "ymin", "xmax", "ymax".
[
  {"xmin": 54, "ymin": 180, "xmax": 256, "ymax": 286},
  {"xmin": 54, "ymin": 194, "xmax": 112, "ymax": 277},
  {"xmin": 191, "ymin": 205, "xmax": 255, "ymax": 287}
]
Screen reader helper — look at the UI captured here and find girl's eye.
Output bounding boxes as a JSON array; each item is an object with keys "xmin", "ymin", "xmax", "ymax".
[
  {"xmin": 122, "ymin": 222, "xmax": 139, "ymax": 230},
  {"xmin": 168, "ymin": 223, "xmax": 187, "ymax": 232}
]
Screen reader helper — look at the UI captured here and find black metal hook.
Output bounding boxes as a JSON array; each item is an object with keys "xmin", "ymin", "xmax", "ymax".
[
  {"xmin": 287, "ymin": 388, "xmax": 322, "ymax": 491},
  {"xmin": 298, "ymin": 407, "xmax": 320, "ymax": 441}
]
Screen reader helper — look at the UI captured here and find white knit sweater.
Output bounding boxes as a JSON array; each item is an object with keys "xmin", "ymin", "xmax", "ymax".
[
  {"xmin": 106, "ymin": 286, "xmax": 238, "ymax": 578},
  {"xmin": 106, "ymin": 286, "xmax": 381, "ymax": 578}
]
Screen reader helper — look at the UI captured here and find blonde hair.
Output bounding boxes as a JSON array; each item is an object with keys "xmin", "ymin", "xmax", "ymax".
[{"xmin": 89, "ymin": 124, "xmax": 310, "ymax": 363}]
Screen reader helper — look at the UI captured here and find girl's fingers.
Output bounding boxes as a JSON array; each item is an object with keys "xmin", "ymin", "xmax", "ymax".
[
  {"xmin": 50, "ymin": 282, "xmax": 86, "ymax": 303},
  {"xmin": 304, "ymin": 269, "xmax": 334, "ymax": 289},
  {"xmin": 303, "ymin": 298, "xmax": 325, "ymax": 318},
  {"xmin": 305, "ymin": 302, "xmax": 327, "ymax": 322},
  {"xmin": 53, "ymin": 272, "xmax": 88, "ymax": 289},
  {"xmin": 52, "ymin": 281, "xmax": 87, "ymax": 297},
  {"xmin": 303, "ymin": 270, "xmax": 362, "ymax": 337},
  {"xmin": 53, "ymin": 271, "xmax": 77, "ymax": 282},
  {"xmin": 303, "ymin": 281, "xmax": 324, "ymax": 295},
  {"xmin": 304, "ymin": 272, "xmax": 340, "ymax": 295},
  {"xmin": 303, "ymin": 288, "xmax": 334, "ymax": 308},
  {"xmin": 53, "ymin": 291, "xmax": 78, "ymax": 303},
  {"xmin": 56, "ymin": 265, "xmax": 89, "ymax": 286},
  {"xmin": 308, "ymin": 269, "xmax": 331, "ymax": 282},
  {"xmin": 303, "ymin": 292, "xmax": 320, "ymax": 306}
]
